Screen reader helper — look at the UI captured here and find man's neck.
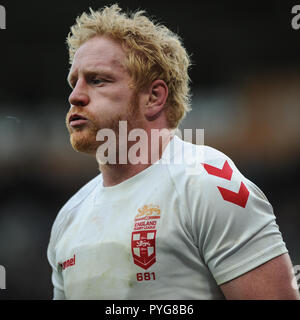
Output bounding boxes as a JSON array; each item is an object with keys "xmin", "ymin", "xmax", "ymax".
[
  {"xmin": 98, "ymin": 129, "xmax": 173, "ymax": 187},
  {"xmin": 99, "ymin": 162, "xmax": 152, "ymax": 187}
]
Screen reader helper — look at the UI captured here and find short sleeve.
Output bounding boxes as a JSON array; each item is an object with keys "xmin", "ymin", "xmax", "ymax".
[{"xmin": 189, "ymin": 157, "xmax": 288, "ymax": 285}]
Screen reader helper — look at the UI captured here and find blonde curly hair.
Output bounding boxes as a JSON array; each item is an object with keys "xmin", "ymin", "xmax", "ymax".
[{"xmin": 67, "ymin": 4, "xmax": 192, "ymax": 128}]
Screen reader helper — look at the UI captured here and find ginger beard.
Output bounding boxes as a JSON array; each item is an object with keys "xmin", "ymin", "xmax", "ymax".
[{"xmin": 65, "ymin": 93, "xmax": 142, "ymax": 157}]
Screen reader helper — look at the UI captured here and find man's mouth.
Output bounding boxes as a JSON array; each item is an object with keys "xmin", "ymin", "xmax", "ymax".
[{"xmin": 69, "ymin": 114, "xmax": 88, "ymax": 127}]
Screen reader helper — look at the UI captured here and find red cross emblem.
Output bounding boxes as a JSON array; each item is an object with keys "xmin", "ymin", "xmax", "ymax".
[{"xmin": 131, "ymin": 230, "xmax": 157, "ymax": 270}]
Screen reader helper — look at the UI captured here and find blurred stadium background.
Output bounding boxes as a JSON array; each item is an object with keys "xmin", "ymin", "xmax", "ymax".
[{"xmin": 0, "ymin": 0, "xmax": 299, "ymax": 299}]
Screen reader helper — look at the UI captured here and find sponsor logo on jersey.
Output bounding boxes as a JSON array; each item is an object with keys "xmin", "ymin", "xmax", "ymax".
[
  {"xmin": 202, "ymin": 160, "xmax": 250, "ymax": 208},
  {"xmin": 131, "ymin": 205, "xmax": 161, "ymax": 270},
  {"xmin": 59, "ymin": 254, "xmax": 76, "ymax": 270}
]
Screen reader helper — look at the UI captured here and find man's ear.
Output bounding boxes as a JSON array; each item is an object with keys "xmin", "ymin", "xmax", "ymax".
[{"xmin": 144, "ymin": 80, "xmax": 168, "ymax": 121}]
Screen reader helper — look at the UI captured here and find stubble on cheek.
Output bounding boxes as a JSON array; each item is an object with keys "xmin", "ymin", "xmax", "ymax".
[
  {"xmin": 65, "ymin": 113, "xmax": 128, "ymax": 155},
  {"xmin": 65, "ymin": 92, "xmax": 141, "ymax": 156}
]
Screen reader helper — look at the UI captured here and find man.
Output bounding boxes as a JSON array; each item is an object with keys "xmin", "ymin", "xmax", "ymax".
[{"xmin": 47, "ymin": 4, "xmax": 300, "ymax": 299}]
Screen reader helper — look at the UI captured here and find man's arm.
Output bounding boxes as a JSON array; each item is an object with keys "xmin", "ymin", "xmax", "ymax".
[{"xmin": 220, "ymin": 253, "xmax": 300, "ymax": 299}]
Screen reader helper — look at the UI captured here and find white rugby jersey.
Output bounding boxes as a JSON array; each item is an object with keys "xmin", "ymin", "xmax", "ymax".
[{"xmin": 47, "ymin": 136, "xmax": 287, "ymax": 299}]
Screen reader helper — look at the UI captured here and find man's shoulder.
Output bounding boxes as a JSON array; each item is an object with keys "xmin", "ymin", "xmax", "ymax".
[
  {"xmin": 62, "ymin": 174, "xmax": 101, "ymax": 211},
  {"xmin": 164, "ymin": 136, "xmax": 239, "ymax": 184},
  {"xmin": 162, "ymin": 136, "xmax": 257, "ymax": 211},
  {"xmin": 51, "ymin": 174, "xmax": 101, "ymax": 233},
  {"xmin": 166, "ymin": 137, "xmax": 273, "ymax": 216}
]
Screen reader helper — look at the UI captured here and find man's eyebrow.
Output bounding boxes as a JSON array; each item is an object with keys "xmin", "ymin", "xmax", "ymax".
[{"xmin": 67, "ymin": 68, "xmax": 115, "ymax": 87}]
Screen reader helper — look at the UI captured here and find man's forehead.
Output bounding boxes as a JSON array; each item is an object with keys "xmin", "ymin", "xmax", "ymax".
[
  {"xmin": 70, "ymin": 36, "xmax": 126, "ymax": 72},
  {"xmin": 69, "ymin": 57, "xmax": 120, "ymax": 76}
]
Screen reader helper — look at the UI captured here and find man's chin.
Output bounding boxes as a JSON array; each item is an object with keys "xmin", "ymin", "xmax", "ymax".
[{"xmin": 70, "ymin": 133, "xmax": 98, "ymax": 155}]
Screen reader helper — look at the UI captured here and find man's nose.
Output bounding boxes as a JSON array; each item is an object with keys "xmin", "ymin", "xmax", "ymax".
[{"xmin": 68, "ymin": 80, "xmax": 90, "ymax": 107}]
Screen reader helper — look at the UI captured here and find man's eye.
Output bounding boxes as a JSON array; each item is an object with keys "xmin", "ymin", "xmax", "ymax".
[{"xmin": 91, "ymin": 78, "xmax": 105, "ymax": 85}]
